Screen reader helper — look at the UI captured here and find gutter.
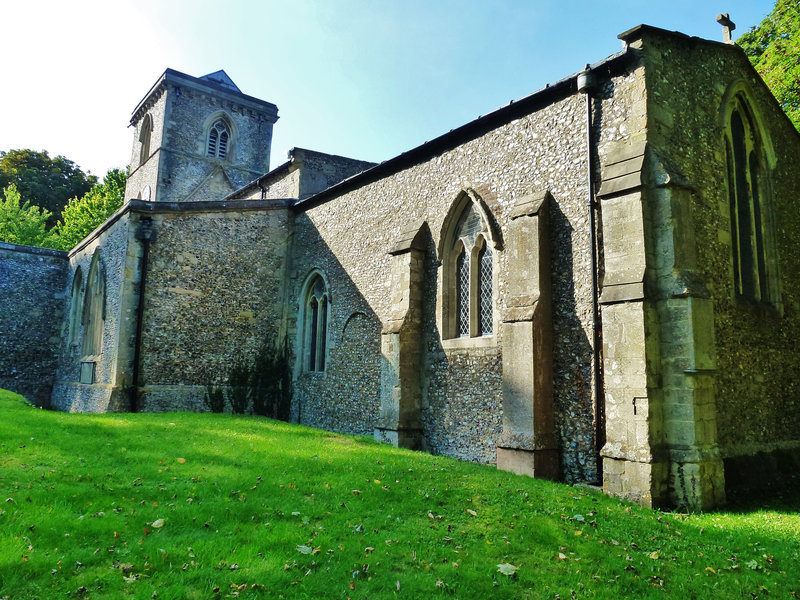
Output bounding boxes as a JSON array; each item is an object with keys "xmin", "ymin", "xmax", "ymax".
[{"xmin": 295, "ymin": 49, "xmax": 631, "ymax": 211}]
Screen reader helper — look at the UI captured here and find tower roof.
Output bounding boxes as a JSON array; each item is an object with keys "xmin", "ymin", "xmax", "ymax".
[
  {"xmin": 200, "ymin": 70, "xmax": 241, "ymax": 93},
  {"xmin": 129, "ymin": 68, "xmax": 278, "ymax": 126}
]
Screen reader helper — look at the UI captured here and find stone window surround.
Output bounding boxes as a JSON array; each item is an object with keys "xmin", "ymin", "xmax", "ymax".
[
  {"xmin": 296, "ymin": 270, "xmax": 331, "ymax": 375},
  {"xmin": 718, "ymin": 82, "xmax": 781, "ymax": 309},
  {"xmin": 203, "ymin": 111, "xmax": 237, "ymax": 162},
  {"xmin": 437, "ymin": 189, "xmax": 500, "ymax": 350},
  {"xmin": 80, "ymin": 251, "xmax": 106, "ymax": 364},
  {"xmin": 68, "ymin": 267, "xmax": 83, "ymax": 346},
  {"xmin": 138, "ymin": 113, "xmax": 153, "ymax": 168}
]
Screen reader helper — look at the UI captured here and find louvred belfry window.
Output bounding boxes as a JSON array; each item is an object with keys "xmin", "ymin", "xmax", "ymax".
[{"xmin": 207, "ymin": 120, "xmax": 230, "ymax": 159}]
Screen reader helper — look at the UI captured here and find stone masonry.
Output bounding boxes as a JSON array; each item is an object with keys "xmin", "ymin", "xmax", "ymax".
[{"xmin": 2, "ymin": 26, "xmax": 799, "ymax": 510}]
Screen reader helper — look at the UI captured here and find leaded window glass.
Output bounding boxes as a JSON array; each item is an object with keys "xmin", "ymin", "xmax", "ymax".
[
  {"xmin": 304, "ymin": 275, "xmax": 329, "ymax": 372},
  {"xmin": 319, "ymin": 297, "xmax": 328, "ymax": 370},
  {"xmin": 727, "ymin": 102, "xmax": 771, "ymax": 303},
  {"xmin": 309, "ymin": 297, "xmax": 319, "ymax": 371},
  {"xmin": 456, "ymin": 248, "xmax": 470, "ymax": 337},
  {"xmin": 478, "ymin": 243, "xmax": 493, "ymax": 336},
  {"xmin": 443, "ymin": 193, "xmax": 497, "ymax": 340}
]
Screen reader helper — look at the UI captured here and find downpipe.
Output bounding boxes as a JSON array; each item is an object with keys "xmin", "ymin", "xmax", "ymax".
[{"xmin": 577, "ymin": 66, "xmax": 605, "ymax": 484}]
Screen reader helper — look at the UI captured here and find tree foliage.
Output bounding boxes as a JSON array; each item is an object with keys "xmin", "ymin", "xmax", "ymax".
[
  {"xmin": 0, "ymin": 184, "xmax": 52, "ymax": 247},
  {"xmin": 737, "ymin": 0, "xmax": 800, "ymax": 132},
  {"xmin": 47, "ymin": 168, "xmax": 127, "ymax": 251},
  {"xmin": 0, "ymin": 150, "xmax": 96, "ymax": 225}
]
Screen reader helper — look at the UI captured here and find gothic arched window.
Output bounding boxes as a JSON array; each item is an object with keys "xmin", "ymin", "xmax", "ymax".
[
  {"xmin": 68, "ymin": 267, "xmax": 83, "ymax": 346},
  {"xmin": 81, "ymin": 252, "xmax": 105, "ymax": 356},
  {"xmin": 139, "ymin": 113, "xmax": 153, "ymax": 166},
  {"xmin": 440, "ymin": 194, "xmax": 496, "ymax": 340},
  {"xmin": 725, "ymin": 96, "xmax": 773, "ymax": 303},
  {"xmin": 303, "ymin": 275, "xmax": 329, "ymax": 372},
  {"xmin": 207, "ymin": 119, "xmax": 230, "ymax": 160}
]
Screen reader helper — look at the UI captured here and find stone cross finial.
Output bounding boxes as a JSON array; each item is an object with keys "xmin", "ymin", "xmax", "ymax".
[{"xmin": 716, "ymin": 13, "xmax": 736, "ymax": 44}]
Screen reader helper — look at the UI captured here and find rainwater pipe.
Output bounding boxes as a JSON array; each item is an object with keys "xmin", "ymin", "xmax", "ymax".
[
  {"xmin": 577, "ymin": 65, "xmax": 605, "ymax": 484},
  {"xmin": 131, "ymin": 216, "xmax": 155, "ymax": 413}
]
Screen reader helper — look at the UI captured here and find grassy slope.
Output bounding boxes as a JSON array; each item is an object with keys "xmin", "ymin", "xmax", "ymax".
[{"xmin": 0, "ymin": 389, "xmax": 798, "ymax": 600}]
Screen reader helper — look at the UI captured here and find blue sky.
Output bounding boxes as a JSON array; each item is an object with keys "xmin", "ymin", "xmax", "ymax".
[{"xmin": 1, "ymin": 0, "xmax": 774, "ymax": 178}]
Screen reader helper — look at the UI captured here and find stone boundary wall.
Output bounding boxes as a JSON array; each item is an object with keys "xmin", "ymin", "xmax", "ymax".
[{"xmin": 0, "ymin": 242, "xmax": 68, "ymax": 406}]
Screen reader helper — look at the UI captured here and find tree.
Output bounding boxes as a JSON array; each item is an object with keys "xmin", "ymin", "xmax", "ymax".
[
  {"xmin": 0, "ymin": 149, "xmax": 96, "ymax": 225},
  {"xmin": 0, "ymin": 184, "xmax": 52, "ymax": 247},
  {"xmin": 737, "ymin": 0, "xmax": 800, "ymax": 132},
  {"xmin": 48, "ymin": 168, "xmax": 127, "ymax": 251}
]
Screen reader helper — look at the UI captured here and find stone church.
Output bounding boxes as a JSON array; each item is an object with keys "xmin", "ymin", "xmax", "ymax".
[{"xmin": 2, "ymin": 24, "xmax": 799, "ymax": 510}]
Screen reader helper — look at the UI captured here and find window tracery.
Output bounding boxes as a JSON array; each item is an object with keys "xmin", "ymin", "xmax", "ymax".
[
  {"xmin": 725, "ymin": 96, "xmax": 774, "ymax": 303},
  {"xmin": 207, "ymin": 119, "xmax": 230, "ymax": 160},
  {"xmin": 303, "ymin": 275, "xmax": 329, "ymax": 372},
  {"xmin": 441, "ymin": 194, "xmax": 496, "ymax": 340}
]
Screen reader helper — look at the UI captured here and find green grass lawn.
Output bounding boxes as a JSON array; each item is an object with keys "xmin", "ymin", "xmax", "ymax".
[{"xmin": 1, "ymin": 389, "xmax": 798, "ymax": 599}]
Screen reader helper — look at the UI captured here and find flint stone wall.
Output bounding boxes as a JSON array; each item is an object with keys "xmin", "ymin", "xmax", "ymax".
[
  {"xmin": 136, "ymin": 206, "xmax": 291, "ymax": 412},
  {"xmin": 290, "ymin": 70, "xmax": 640, "ymax": 479},
  {"xmin": 644, "ymin": 32, "xmax": 800, "ymax": 465},
  {"xmin": 127, "ymin": 89, "xmax": 168, "ymax": 201},
  {"xmin": 0, "ymin": 243, "xmax": 68, "ymax": 407},
  {"xmin": 51, "ymin": 212, "xmax": 134, "ymax": 413}
]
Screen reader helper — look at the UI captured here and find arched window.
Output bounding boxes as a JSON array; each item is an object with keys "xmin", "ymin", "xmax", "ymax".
[
  {"xmin": 477, "ymin": 240, "xmax": 493, "ymax": 336},
  {"xmin": 207, "ymin": 119, "xmax": 230, "ymax": 160},
  {"xmin": 139, "ymin": 113, "xmax": 153, "ymax": 166},
  {"xmin": 81, "ymin": 252, "xmax": 105, "ymax": 356},
  {"xmin": 440, "ymin": 193, "xmax": 497, "ymax": 340},
  {"xmin": 303, "ymin": 275, "xmax": 329, "ymax": 372},
  {"xmin": 68, "ymin": 267, "xmax": 83, "ymax": 346},
  {"xmin": 725, "ymin": 96, "xmax": 773, "ymax": 303}
]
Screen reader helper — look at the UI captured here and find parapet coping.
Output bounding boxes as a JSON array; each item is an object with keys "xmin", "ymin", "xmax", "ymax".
[
  {"xmin": 67, "ymin": 198, "xmax": 292, "ymax": 257},
  {"xmin": 0, "ymin": 241, "xmax": 67, "ymax": 259}
]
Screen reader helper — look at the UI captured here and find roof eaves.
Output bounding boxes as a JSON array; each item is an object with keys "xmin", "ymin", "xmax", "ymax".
[{"xmin": 294, "ymin": 48, "xmax": 631, "ymax": 211}]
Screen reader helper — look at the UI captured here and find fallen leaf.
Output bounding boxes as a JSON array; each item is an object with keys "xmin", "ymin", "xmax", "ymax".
[
  {"xmin": 649, "ymin": 551, "xmax": 659, "ymax": 560},
  {"xmin": 466, "ymin": 509, "xmax": 477, "ymax": 517},
  {"xmin": 152, "ymin": 518, "xmax": 165, "ymax": 528},
  {"xmin": 497, "ymin": 563, "xmax": 518, "ymax": 576},
  {"xmin": 176, "ymin": 458, "xmax": 186, "ymax": 464}
]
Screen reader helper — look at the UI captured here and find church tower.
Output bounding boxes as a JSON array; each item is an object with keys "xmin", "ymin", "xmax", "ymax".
[{"xmin": 125, "ymin": 69, "xmax": 279, "ymax": 203}]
